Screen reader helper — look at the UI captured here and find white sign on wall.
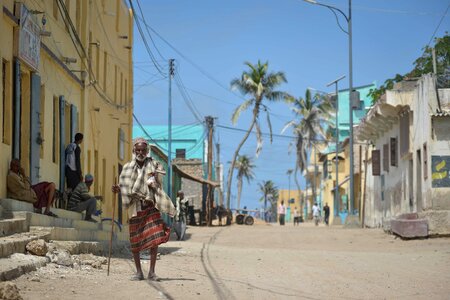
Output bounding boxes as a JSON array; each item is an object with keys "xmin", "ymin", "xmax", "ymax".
[{"xmin": 15, "ymin": 3, "xmax": 41, "ymax": 72}]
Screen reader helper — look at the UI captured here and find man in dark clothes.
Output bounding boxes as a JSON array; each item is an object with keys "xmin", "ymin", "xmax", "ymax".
[
  {"xmin": 323, "ymin": 202, "xmax": 330, "ymax": 226},
  {"xmin": 65, "ymin": 133, "xmax": 83, "ymax": 190}
]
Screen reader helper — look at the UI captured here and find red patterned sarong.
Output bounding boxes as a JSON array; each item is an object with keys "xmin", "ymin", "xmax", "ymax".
[{"xmin": 129, "ymin": 207, "xmax": 170, "ymax": 253}]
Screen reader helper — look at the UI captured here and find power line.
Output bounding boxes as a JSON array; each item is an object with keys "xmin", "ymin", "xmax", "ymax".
[
  {"xmin": 127, "ymin": 0, "xmax": 166, "ymax": 76},
  {"xmin": 427, "ymin": 1, "xmax": 450, "ymax": 47},
  {"xmin": 134, "ymin": 15, "xmax": 247, "ymax": 102},
  {"xmin": 135, "ymin": 0, "xmax": 166, "ymax": 62}
]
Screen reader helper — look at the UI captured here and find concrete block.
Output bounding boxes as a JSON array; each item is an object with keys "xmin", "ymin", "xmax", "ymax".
[
  {"xmin": 391, "ymin": 218, "xmax": 428, "ymax": 238},
  {"xmin": 34, "ymin": 225, "xmax": 129, "ymax": 243},
  {"xmin": 0, "ymin": 230, "xmax": 51, "ymax": 258},
  {"xmin": 0, "ymin": 218, "xmax": 28, "ymax": 237},
  {"xmin": 0, "ymin": 253, "xmax": 48, "ymax": 281},
  {"xmin": 49, "ymin": 241, "xmax": 104, "ymax": 255},
  {"xmin": 397, "ymin": 213, "xmax": 418, "ymax": 220},
  {"xmin": 419, "ymin": 210, "xmax": 450, "ymax": 236},
  {"xmin": 0, "ymin": 198, "xmax": 34, "ymax": 213}
]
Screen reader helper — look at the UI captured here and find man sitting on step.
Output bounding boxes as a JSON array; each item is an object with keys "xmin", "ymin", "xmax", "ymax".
[
  {"xmin": 67, "ymin": 174, "xmax": 98, "ymax": 223},
  {"xmin": 7, "ymin": 159, "xmax": 58, "ymax": 217}
]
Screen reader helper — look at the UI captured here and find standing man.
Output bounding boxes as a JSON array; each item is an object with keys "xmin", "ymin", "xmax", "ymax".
[
  {"xmin": 112, "ymin": 138, "xmax": 175, "ymax": 281},
  {"xmin": 65, "ymin": 133, "xmax": 84, "ymax": 190},
  {"xmin": 278, "ymin": 200, "xmax": 286, "ymax": 226},
  {"xmin": 323, "ymin": 203, "xmax": 330, "ymax": 226},
  {"xmin": 312, "ymin": 203, "xmax": 320, "ymax": 226},
  {"xmin": 67, "ymin": 174, "xmax": 98, "ymax": 223},
  {"xmin": 293, "ymin": 207, "xmax": 299, "ymax": 226},
  {"xmin": 174, "ymin": 190, "xmax": 188, "ymax": 241}
]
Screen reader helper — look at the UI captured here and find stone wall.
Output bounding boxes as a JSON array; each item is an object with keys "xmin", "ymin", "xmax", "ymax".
[{"xmin": 174, "ymin": 158, "xmax": 204, "ymax": 209}]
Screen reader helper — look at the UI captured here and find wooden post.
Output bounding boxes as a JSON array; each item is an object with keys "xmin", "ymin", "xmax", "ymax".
[
  {"xmin": 107, "ymin": 178, "xmax": 117, "ymax": 276},
  {"xmin": 205, "ymin": 116, "xmax": 214, "ymax": 226}
]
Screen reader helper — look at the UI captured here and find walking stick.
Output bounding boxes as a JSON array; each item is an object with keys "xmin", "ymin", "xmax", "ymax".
[{"xmin": 107, "ymin": 177, "xmax": 117, "ymax": 276}]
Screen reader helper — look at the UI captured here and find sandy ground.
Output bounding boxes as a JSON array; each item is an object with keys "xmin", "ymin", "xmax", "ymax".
[{"xmin": 12, "ymin": 222, "xmax": 450, "ymax": 300}]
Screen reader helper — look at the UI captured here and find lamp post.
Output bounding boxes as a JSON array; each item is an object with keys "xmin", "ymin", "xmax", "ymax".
[
  {"xmin": 327, "ymin": 75, "xmax": 346, "ymax": 219},
  {"xmin": 304, "ymin": 0, "xmax": 355, "ymax": 215}
]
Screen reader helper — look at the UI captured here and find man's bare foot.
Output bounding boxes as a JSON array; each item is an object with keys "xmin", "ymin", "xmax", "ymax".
[
  {"xmin": 130, "ymin": 272, "xmax": 144, "ymax": 281},
  {"xmin": 147, "ymin": 272, "xmax": 160, "ymax": 281}
]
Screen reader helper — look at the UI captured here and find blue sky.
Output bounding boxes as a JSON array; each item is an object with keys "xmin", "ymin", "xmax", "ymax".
[{"xmin": 131, "ymin": 0, "xmax": 449, "ymax": 210}]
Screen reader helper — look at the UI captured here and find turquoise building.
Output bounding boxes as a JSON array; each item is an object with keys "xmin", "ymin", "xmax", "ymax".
[
  {"xmin": 133, "ymin": 124, "xmax": 206, "ymax": 160},
  {"xmin": 323, "ymin": 82, "xmax": 376, "ymax": 153}
]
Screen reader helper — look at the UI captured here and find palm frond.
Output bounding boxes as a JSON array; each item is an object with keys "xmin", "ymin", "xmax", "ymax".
[
  {"xmin": 265, "ymin": 109, "xmax": 273, "ymax": 144},
  {"xmin": 255, "ymin": 121, "xmax": 263, "ymax": 157},
  {"xmin": 231, "ymin": 99, "xmax": 254, "ymax": 124}
]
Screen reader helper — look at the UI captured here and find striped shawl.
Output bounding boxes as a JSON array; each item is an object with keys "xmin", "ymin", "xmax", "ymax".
[{"xmin": 119, "ymin": 157, "xmax": 175, "ymax": 219}]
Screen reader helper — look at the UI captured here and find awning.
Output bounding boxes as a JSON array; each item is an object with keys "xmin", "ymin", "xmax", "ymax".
[
  {"xmin": 173, "ymin": 164, "xmax": 220, "ymax": 187},
  {"xmin": 331, "ymin": 176, "xmax": 350, "ymax": 192}
]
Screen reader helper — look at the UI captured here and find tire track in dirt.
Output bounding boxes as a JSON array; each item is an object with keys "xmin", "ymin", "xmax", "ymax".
[{"xmin": 200, "ymin": 227, "xmax": 235, "ymax": 300}]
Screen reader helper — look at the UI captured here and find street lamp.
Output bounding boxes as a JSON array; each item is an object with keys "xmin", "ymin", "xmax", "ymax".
[
  {"xmin": 304, "ymin": 0, "xmax": 356, "ymax": 216},
  {"xmin": 327, "ymin": 75, "xmax": 346, "ymax": 219}
]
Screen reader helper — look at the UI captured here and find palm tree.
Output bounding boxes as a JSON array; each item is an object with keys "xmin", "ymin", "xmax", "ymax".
[
  {"xmin": 226, "ymin": 60, "xmax": 290, "ymax": 209},
  {"xmin": 258, "ymin": 180, "xmax": 279, "ymax": 222},
  {"xmin": 235, "ymin": 155, "xmax": 255, "ymax": 211},
  {"xmin": 282, "ymin": 90, "xmax": 334, "ymax": 213}
]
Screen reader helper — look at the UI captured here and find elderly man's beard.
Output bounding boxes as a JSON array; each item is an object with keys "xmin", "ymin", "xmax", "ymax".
[{"xmin": 135, "ymin": 153, "xmax": 147, "ymax": 162}]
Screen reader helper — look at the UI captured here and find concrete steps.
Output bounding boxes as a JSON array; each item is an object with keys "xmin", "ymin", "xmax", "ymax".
[
  {"xmin": 0, "ymin": 198, "xmax": 128, "ymax": 248},
  {"xmin": 0, "ymin": 218, "xmax": 28, "ymax": 237},
  {"xmin": 391, "ymin": 213, "xmax": 428, "ymax": 238},
  {"xmin": 0, "ymin": 229, "xmax": 51, "ymax": 258},
  {"xmin": 0, "ymin": 253, "xmax": 49, "ymax": 281}
]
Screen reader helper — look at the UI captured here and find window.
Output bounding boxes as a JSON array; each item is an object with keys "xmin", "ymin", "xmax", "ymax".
[
  {"xmin": 383, "ymin": 144, "xmax": 389, "ymax": 172},
  {"xmin": 120, "ymin": 72, "xmax": 123, "ymax": 106},
  {"xmin": 114, "ymin": 65, "xmax": 118, "ymax": 103},
  {"xmin": 103, "ymin": 52, "xmax": 108, "ymax": 91},
  {"xmin": 2, "ymin": 59, "xmax": 11, "ymax": 145},
  {"xmin": 390, "ymin": 137, "xmax": 398, "ymax": 167},
  {"xmin": 124, "ymin": 79, "xmax": 128, "ymax": 112},
  {"xmin": 52, "ymin": 96, "xmax": 59, "ymax": 163},
  {"xmin": 372, "ymin": 150, "xmax": 380, "ymax": 176},
  {"xmin": 381, "ymin": 175, "xmax": 385, "ymax": 201},
  {"xmin": 176, "ymin": 149, "xmax": 186, "ymax": 158},
  {"xmin": 39, "ymin": 84, "xmax": 45, "ymax": 158},
  {"xmin": 423, "ymin": 143, "xmax": 428, "ymax": 180},
  {"xmin": 400, "ymin": 111, "xmax": 410, "ymax": 156}
]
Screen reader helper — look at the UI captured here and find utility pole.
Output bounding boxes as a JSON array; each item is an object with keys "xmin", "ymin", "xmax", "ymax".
[
  {"xmin": 168, "ymin": 59, "xmax": 175, "ymax": 199},
  {"xmin": 216, "ymin": 141, "xmax": 223, "ymax": 207},
  {"xmin": 205, "ymin": 116, "xmax": 214, "ymax": 226}
]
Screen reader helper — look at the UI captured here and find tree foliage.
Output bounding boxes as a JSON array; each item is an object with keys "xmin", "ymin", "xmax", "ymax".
[{"xmin": 368, "ymin": 32, "xmax": 450, "ymax": 104}]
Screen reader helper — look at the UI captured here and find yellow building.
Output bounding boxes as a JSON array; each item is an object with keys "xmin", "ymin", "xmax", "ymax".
[
  {"xmin": 0, "ymin": 0, "xmax": 133, "ymax": 223},
  {"xmin": 277, "ymin": 189, "xmax": 302, "ymax": 223}
]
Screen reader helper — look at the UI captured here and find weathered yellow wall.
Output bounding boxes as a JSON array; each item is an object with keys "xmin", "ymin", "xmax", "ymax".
[
  {"xmin": 278, "ymin": 189, "xmax": 302, "ymax": 221},
  {"xmin": 0, "ymin": 0, "xmax": 133, "ymax": 223}
]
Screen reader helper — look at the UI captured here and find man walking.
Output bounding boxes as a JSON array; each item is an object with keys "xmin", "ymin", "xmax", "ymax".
[
  {"xmin": 174, "ymin": 190, "xmax": 188, "ymax": 241},
  {"xmin": 278, "ymin": 200, "xmax": 286, "ymax": 226},
  {"xmin": 312, "ymin": 203, "xmax": 320, "ymax": 226},
  {"xmin": 65, "ymin": 133, "xmax": 84, "ymax": 190},
  {"xmin": 112, "ymin": 138, "xmax": 175, "ymax": 281},
  {"xmin": 323, "ymin": 203, "xmax": 330, "ymax": 226}
]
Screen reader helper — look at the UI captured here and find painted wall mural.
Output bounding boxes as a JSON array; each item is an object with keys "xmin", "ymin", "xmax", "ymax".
[{"xmin": 431, "ymin": 156, "xmax": 450, "ymax": 188}]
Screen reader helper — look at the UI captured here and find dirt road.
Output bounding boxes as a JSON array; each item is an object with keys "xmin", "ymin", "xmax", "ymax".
[{"xmin": 12, "ymin": 223, "xmax": 450, "ymax": 299}]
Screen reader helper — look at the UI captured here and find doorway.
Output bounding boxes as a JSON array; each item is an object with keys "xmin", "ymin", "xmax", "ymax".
[{"xmin": 416, "ymin": 150, "xmax": 422, "ymax": 211}]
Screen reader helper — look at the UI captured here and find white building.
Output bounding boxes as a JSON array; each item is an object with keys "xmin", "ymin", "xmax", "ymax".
[{"xmin": 356, "ymin": 74, "xmax": 450, "ymax": 235}]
